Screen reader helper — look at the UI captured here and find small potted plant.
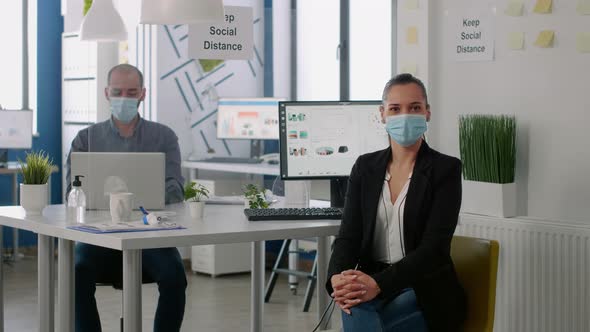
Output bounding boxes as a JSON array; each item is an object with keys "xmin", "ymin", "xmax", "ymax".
[
  {"xmin": 243, "ymin": 184, "xmax": 269, "ymax": 209},
  {"xmin": 459, "ymin": 114, "xmax": 517, "ymax": 217},
  {"xmin": 18, "ymin": 150, "xmax": 54, "ymax": 215},
  {"xmin": 184, "ymin": 181, "xmax": 210, "ymax": 219}
]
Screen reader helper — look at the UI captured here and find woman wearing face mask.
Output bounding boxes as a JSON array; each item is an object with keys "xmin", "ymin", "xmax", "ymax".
[{"xmin": 326, "ymin": 74, "xmax": 467, "ymax": 332}]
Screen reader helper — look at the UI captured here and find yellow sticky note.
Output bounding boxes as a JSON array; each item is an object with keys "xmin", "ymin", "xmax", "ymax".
[
  {"xmin": 407, "ymin": 27, "xmax": 418, "ymax": 45},
  {"xmin": 577, "ymin": 1, "xmax": 590, "ymax": 15},
  {"xmin": 534, "ymin": 30, "xmax": 555, "ymax": 48},
  {"xmin": 577, "ymin": 33, "xmax": 590, "ymax": 53},
  {"xmin": 405, "ymin": 0, "xmax": 419, "ymax": 10},
  {"xmin": 505, "ymin": 1, "xmax": 524, "ymax": 16},
  {"xmin": 401, "ymin": 63, "xmax": 418, "ymax": 75},
  {"xmin": 508, "ymin": 32, "xmax": 525, "ymax": 50},
  {"xmin": 533, "ymin": 0, "xmax": 552, "ymax": 13}
]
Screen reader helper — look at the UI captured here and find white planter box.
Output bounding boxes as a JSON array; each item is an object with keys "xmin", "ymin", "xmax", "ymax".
[
  {"xmin": 20, "ymin": 183, "xmax": 48, "ymax": 216},
  {"xmin": 462, "ymin": 180, "xmax": 516, "ymax": 218}
]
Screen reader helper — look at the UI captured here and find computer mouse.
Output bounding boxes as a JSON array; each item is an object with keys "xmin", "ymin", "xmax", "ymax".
[{"xmin": 268, "ymin": 159, "xmax": 279, "ymax": 165}]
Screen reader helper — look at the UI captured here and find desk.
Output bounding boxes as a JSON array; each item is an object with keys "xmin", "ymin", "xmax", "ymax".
[
  {"xmin": 0, "ymin": 162, "xmax": 57, "ymax": 261},
  {"xmin": 0, "ymin": 203, "xmax": 340, "ymax": 332},
  {"xmin": 181, "ymin": 160, "xmax": 280, "ymax": 179}
]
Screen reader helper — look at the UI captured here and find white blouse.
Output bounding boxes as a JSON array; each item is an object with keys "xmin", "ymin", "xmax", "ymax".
[{"xmin": 372, "ymin": 171, "xmax": 412, "ymax": 264}]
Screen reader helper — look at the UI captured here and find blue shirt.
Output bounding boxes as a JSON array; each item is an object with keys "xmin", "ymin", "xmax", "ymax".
[{"xmin": 66, "ymin": 117, "xmax": 185, "ymax": 204}]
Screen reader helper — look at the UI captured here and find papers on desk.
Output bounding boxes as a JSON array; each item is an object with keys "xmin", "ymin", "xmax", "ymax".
[{"xmin": 68, "ymin": 221, "xmax": 185, "ymax": 234}]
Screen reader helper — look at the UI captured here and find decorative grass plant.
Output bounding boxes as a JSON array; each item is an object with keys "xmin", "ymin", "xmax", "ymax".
[
  {"xmin": 18, "ymin": 151, "xmax": 54, "ymax": 185},
  {"xmin": 459, "ymin": 115, "xmax": 516, "ymax": 184}
]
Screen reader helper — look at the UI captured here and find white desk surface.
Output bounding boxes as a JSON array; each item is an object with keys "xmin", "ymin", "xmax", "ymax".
[
  {"xmin": 0, "ymin": 202, "xmax": 340, "ymax": 251},
  {"xmin": 181, "ymin": 160, "xmax": 280, "ymax": 176}
]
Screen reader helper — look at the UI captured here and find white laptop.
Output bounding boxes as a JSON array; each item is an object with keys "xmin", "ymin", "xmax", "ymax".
[{"xmin": 71, "ymin": 152, "xmax": 165, "ymax": 210}]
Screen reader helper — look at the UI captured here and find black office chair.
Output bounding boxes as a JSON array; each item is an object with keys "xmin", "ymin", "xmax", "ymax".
[
  {"xmin": 97, "ymin": 271, "xmax": 155, "ymax": 332},
  {"xmin": 264, "ymin": 239, "xmax": 318, "ymax": 312}
]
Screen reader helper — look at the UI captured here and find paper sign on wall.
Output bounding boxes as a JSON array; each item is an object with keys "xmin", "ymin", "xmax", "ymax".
[
  {"xmin": 188, "ymin": 6, "xmax": 254, "ymax": 60},
  {"xmin": 508, "ymin": 32, "xmax": 525, "ymax": 50},
  {"xmin": 405, "ymin": 0, "xmax": 419, "ymax": 10},
  {"xmin": 505, "ymin": 1, "xmax": 524, "ymax": 16},
  {"xmin": 407, "ymin": 27, "xmax": 418, "ymax": 44},
  {"xmin": 401, "ymin": 63, "xmax": 418, "ymax": 75},
  {"xmin": 533, "ymin": 0, "xmax": 552, "ymax": 14},
  {"xmin": 449, "ymin": 9, "xmax": 495, "ymax": 61},
  {"xmin": 577, "ymin": 33, "xmax": 590, "ymax": 53},
  {"xmin": 534, "ymin": 30, "xmax": 555, "ymax": 48},
  {"xmin": 578, "ymin": 0, "xmax": 590, "ymax": 15}
]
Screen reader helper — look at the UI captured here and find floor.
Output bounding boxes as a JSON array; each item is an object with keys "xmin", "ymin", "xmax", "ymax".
[{"xmin": 2, "ymin": 255, "xmax": 343, "ymax": 332}]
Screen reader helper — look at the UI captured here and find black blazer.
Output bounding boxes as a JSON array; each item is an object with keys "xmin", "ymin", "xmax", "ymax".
[{"xmin": 326, "ymin": 141, "xmax": 467, "ymax": 332}]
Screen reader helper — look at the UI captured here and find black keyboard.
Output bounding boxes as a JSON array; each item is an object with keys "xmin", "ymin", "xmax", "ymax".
[
  {"xmin": 244, "ymin": 207, "xmax": 343, "ymax": 221},
  {"xmin": 198, "ymin": 157, "xmax": 264, "ymax": 164}
]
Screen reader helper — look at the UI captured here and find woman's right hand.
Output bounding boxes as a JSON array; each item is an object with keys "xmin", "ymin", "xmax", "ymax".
[{"xmin": 331, "ymin": 273, "xmax": 367, "ymax": 314}]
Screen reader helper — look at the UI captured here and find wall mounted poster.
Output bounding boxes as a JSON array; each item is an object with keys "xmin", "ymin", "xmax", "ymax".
[{"xmin": 448, "ymin": 8, "xmax": 495, "ymax": 62}]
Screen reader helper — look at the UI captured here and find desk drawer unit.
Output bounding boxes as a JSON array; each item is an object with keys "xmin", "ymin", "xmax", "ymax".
[{"xmin": 191, "ymin": 243, "xmax": 251, "ymax": 277}]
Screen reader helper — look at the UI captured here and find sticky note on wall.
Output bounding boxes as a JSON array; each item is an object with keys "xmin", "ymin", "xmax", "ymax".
[
  {"xmin": 401, "ymin": 63, "xmax": 418, "ymax": 75},
  {"xmin": 533, "ymin": 0, "xmax": 552, "ymax": 13},
  {"xmin": 577, "ymin": 33, "xmax": 590, "ymax": 53},
  {"xmin": 508, "ymin": 32, "xmax": 525, "ymax": 50},
  {"xmin": 578, "ymin": 0, "xmax": 590, "ymax": 15},
  {"xmin": 407, "ymin": 27, "xmax": 418, "ymax": 45},
  {"xmin": 505, "ymin": 1, "xmax": 524, "ymax": 16},
  {"xmin": 405, "ymin": 0, "xmax": 419, "ymax": 10},
  {"xmin": 534, "ymin": 30, "xmax": 555, "ymax": 48}
]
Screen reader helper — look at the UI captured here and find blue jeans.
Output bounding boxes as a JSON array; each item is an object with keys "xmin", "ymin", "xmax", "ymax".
[
  {"xmin": 75, "ymin": 243, "xmax": 187, "ymax": 332},
  {"xmin": 342, "ymin": 288, "xmax": 428, "ymax": 332}
]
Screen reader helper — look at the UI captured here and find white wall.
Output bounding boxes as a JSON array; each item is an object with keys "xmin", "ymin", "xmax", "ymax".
[
  {"xmin": 397, "ymin": 0, "xmax": 430, "ymax": 86},
  {"xmin": 428, "ymin": 0, "xmax": 590, "ymax": 222}
]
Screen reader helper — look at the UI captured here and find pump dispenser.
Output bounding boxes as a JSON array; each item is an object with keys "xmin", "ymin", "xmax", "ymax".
[{"xmin": 67, "ymin": 175, "xmax": 86, "ymax": 223}]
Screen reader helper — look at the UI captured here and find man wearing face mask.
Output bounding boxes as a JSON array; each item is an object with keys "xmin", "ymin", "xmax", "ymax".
[
  {"xmin": 326, "ymin": 74, "xmax": 467, "ymax": 331},
  {"xmin": 65, "ymin": 64, "xmax": 187, "ymax": 332}
]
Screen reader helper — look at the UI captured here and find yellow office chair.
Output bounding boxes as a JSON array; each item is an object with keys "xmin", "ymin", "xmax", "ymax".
[{"xmin": 450, "ymin": 236, "xmax": 500, "ymax": 332}]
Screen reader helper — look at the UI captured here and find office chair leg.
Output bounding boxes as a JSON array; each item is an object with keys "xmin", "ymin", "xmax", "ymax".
[
  {"xmin": 265, "ymin": 239, "xmax": 291, "ymax": 302},
  {"xmin": 302, "ymin": 255, "xmax": 318, "ymax": 312}
]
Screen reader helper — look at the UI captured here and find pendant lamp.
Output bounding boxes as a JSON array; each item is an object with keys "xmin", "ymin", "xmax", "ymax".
[
  {"xmin": 140, "ymin": 0, "xmax": 224, "ymax": 24},
  {"xmin": 80, "ymin": 0, "xmax": 127, "ymax": 41}
]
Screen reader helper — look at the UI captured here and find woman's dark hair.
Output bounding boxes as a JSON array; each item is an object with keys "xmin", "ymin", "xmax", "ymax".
[{"xmin": 381, "ymin": 73, "xmax": 428, "ymax": 104}]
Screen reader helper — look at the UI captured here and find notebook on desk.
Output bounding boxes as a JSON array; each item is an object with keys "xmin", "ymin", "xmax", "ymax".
[{"xmin": 67, "ymin": 221, "xmax": 185, "ymax": 234}]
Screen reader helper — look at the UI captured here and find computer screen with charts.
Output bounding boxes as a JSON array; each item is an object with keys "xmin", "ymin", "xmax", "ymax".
[
  {"xmin": 279, "ymin": 101, "xmax": 389, "ymax": 180},
  {"xmin": 217, "ymin": 98, "xmax": 285, "ymax": 140}
]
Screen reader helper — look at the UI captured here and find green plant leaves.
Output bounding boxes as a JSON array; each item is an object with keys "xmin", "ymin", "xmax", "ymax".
[
  {"xmin": 18, "ymin": 151, "xmax": 54, "ymax": 185},
  {"xmin": 243, "ymin": 184, "xmax": 269, "ymax": 209},
  {"xmin": 184, "ymin": 181, "xmax": 210, "ymax": 202},
  {"xmin": 459, "ymin": 115, "xmax": 516, "ymax": 184}
]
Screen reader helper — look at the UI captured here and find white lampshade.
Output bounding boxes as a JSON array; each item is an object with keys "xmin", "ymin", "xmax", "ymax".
[
  {"xmin": 80, "ymin": 0, "xmax": 127, "ymax": 41},
  {"xmin": 140, "ymin": 0, "xmax": 224, "ymax": 24}
]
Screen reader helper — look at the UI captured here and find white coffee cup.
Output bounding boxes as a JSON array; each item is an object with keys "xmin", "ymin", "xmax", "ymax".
[{"xmin": 109, "ymin": 192, "xmax": 134, "ymax": 222}]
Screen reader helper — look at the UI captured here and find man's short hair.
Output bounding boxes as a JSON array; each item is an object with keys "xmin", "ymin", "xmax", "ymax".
[
  {"xmin": 107, "ymin": 64, "xmax": 144, "ymax": 88},
  {"xmin": 381, "ymin": 73, "xmax": 428, "ymax": 104}
]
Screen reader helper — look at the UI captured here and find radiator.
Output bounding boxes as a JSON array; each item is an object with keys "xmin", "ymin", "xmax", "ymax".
[{"xmin": 456, "ymin": 214, "xmax": 590, "ymax": 332}]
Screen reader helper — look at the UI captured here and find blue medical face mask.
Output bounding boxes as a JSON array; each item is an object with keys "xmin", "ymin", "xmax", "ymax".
[
  {"xmin": 385, "ymin": 114, "xmax": 428, "ymax": 147},
  {"xmin": 110, "ymin": 97, "xmax": 138, "ymax": 124}
]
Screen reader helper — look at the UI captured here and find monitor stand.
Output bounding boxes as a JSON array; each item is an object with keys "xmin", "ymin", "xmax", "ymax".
[
  {"xmin": 250, "ymin": 139, "xmax": 262, "ymax": 159},
  {"xmin": 330, "ymin": 178, "xmax": 348, "ymax": 208},
  {"xmin": 0, "ymin": 149, "xmax": 7, "ymax": 168}
]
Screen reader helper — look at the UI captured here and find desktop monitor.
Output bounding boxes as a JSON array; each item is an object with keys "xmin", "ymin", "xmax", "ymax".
[
  {"xmin": 0, "ymin": 110, "xmax": 33, "ymax": 149},
  {"xmin": 217, "ymin": 97, "xmax": 285, "ymax": 140},
  {"xmin": 278, "ymin": 101, "xmax": 389, "ymax": 206}
]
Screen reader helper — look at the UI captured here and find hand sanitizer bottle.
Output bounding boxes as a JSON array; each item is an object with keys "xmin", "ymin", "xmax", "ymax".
[{"xmin": 67, "ymin": 175, "xmax": 86, "ymax": 223}]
